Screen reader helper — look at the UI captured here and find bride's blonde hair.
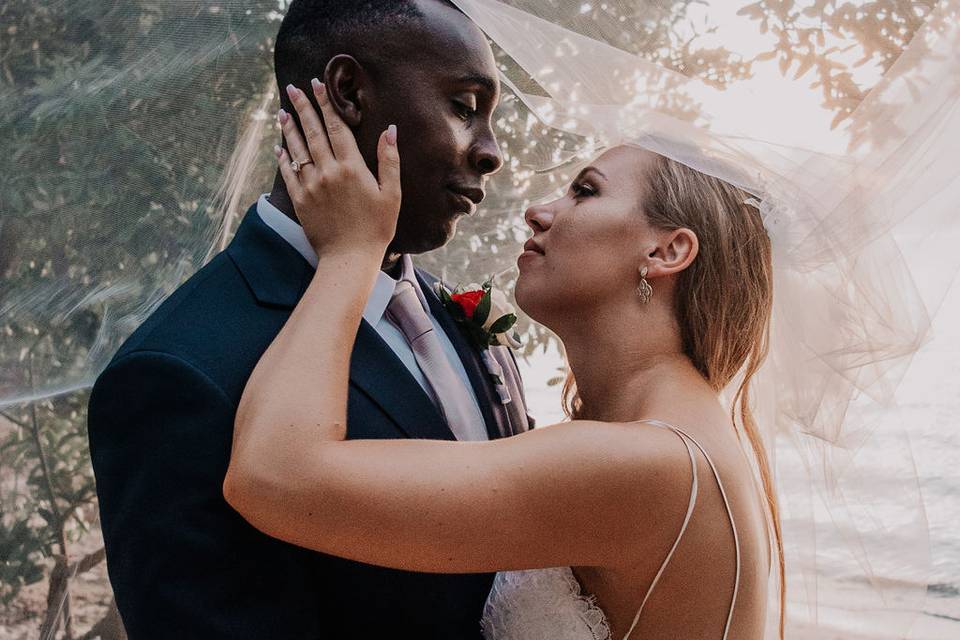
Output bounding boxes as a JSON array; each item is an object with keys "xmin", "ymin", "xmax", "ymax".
[{"xmin": 562, "ymin": 152, "xmax": 783, "ymax": 638}]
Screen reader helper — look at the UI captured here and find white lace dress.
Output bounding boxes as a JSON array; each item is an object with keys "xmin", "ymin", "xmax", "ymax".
[{"xmin": 480, "ymin": 420, "xmax": 741, "ymax": 640}]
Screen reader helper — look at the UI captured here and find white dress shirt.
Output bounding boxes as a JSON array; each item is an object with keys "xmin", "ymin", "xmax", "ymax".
[{"xmin": 256, "ymin": 194, "xmax": 489, "ymax": 441}]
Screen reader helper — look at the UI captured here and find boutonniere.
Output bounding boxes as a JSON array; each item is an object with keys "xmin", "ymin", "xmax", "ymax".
[
  {"xmin": 436, "ymin": 280, "xmax": 522, "ymax": 403},
  {"xmin": 435, "ymin": 280, "xmax": 522, "ymax": 351}
]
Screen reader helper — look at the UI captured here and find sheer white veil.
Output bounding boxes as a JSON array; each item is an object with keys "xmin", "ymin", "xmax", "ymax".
[
  {"xmin": 0, "ymin": 2, "xmax": 283, "ymax": 407},
  {"xmin": 447, "ymin": 0, "xmax": 960, "ymax": 636},
  {"xmin": 2, "ymin": 1, "xmax": 957, "ymax": 636}
]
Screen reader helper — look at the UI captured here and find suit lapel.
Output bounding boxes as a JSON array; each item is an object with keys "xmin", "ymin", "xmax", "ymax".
[
  {"xmin": 227, "ymin": 204, "xmax": 453, "ymax": 441},
  {"xmin": 349, "ymin": 320, "xmax": 455, "ymax": 441},
  {"xmin": 226, "ymin": 203, "xmax": 314, "ymax": 308},
  {"xmin": 417, "ymin": 271, "xmax": 513, "ymax": 440}
]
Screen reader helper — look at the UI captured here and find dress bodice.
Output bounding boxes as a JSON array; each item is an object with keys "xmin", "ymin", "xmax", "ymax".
[
  {"xmin": 480, "ymin": 420, "xmax": 741, "ymax": 640},
  {"xmin": 482, "ymin": 566, "xmax": 613, "ymax": 640}
]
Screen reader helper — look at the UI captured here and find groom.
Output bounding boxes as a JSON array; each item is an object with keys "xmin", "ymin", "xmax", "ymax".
[{"xmin": 87, "ymin": 1, "xmax": 532, "ymax": 638}]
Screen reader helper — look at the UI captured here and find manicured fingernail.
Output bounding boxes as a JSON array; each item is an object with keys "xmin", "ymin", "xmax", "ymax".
[
  {"xmin": 313, "ymin": 80, "xmax": 327, "ymax": 104},
  {"xmin": 278, "ymin": 109, "xmax": 289, "ymax": 124},
  {"xmin": 285, "ymin": 84, "xmax": 299, "ymax": 99},
  {"xmin": 386, "ymin": 124, "xmax": 397, "ymax": 146},
  {"xmin": 274, "ymin": 145, "xmax": 283, "ymax": 158}
]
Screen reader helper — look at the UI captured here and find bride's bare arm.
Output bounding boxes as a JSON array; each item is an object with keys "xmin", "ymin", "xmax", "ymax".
[
  {"xmin": 228, "ymin": 414, "xmax": 689, "ymax": 573},
  {"xmin": 223, "ymin": 81, "xmax": 690, "ymax": 574}
]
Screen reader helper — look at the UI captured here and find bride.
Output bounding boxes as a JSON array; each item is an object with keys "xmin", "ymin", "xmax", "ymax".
[{"xmin": 223, "ymin": 81, "xmax": 779, "ymax": 640}]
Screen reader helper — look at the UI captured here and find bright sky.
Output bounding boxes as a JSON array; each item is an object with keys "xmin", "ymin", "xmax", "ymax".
[{"xmin": 679, "ymin": 0, "xmax": 890, "ymax": 151}]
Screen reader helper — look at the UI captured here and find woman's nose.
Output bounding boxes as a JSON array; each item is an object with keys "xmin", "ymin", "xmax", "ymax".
[{"xmin": 524, "ymin": 203, "xmax": 554, "ymax": 232}]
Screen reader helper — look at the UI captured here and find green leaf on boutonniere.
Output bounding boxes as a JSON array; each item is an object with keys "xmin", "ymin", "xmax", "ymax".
[
  {"xmin": 488, "ymin": 313, "xmax": 517, "ymax": 335},
  {"xmin": 437, "ymin": 285, "xmax": 453, "ymax": 305},
  {"xmin": 472, "ymin": 324, "xmax": 489, "ymax": 344},
  {"xmin": 473, "ymin": 288, "xmax": 492, "ymax": 327}
]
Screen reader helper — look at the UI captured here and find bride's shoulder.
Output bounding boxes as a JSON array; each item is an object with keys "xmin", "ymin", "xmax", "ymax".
[
  {"xmin": 534, "ymin": 417, "xmax": 690, "ymax": 448},
  {"xmin": 514, "ymin": 419, "xmax": 703, "ymax": 558},
  {"xmin": 541, "ymin": 417, "xmax": 694, "ymax": 447},
  {"xmin": 527, "ymin": 419, "xmax": 699, "ymax": 487},
  {"xmin": 483, "ymin": 419, "xmax": 722, "ymax": 567}
]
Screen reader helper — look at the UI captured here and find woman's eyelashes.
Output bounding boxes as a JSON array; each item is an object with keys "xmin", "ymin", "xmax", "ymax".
[{"xmin": 570, "ymin": 181, "xmax": 597, "ymax": 199}]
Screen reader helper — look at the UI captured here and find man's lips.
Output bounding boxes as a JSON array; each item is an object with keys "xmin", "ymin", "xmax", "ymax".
[
  {"xmin": 447, "ymin": 185, "xmax": 485, "ymax": 215},
  {"xmin": 448, "ymin": 185, "xmax": 485, "ymax": 205},
  {"xmin": 446, "ymin": 190, "xmax": 476, "ymax": 215}
]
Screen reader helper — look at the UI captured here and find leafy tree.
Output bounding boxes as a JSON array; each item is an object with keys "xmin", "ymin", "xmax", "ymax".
[
  {"xmin": 736, "ymin": 0, "xmax": 943, "ymax": 138},
  {"xmin": 0, "ymin": 1, "xmax": 933, "ymax": 637},
  {"xmin": 1, "ymin": 2, "xmax": 280, "ymax": 636}
]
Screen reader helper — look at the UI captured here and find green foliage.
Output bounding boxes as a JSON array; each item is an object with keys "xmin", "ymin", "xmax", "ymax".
[
  {"xmin": 473, "ymin": 286, "xmax": 493, "ymax": 328},
  {"xmin": 1, "ymin": 390, "xmax": 95, "ymax": 607},
  {"xmin": 0, "ymin": 520, "xmax": 46, "ymax": 605},
  {"xmin": 0, "ymin": 0, "xmax": 282, "ymax": 404},
  {"xmin": 0, "ymin": 2, "xmax": 284, "ymax": 633},
  {"xmin": 488, "ymin": 314, "xmax": 517, "ymax": 337},
  {"xmin": 0, "ymin": 0, "xmax": 935, "ymax": 635}
]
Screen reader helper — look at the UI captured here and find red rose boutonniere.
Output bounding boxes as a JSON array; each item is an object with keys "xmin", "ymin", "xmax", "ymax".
[{"xmin": 435, "ymin": 280, "xmax": 522, "ymax": 352}]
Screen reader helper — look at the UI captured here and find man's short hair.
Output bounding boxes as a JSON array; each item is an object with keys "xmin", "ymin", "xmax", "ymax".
[{"xmin": 274, "ymin": 1, "xmax": 426, "ymax": 98}]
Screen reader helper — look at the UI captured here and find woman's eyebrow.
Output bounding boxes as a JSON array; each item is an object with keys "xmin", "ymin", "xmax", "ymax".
[{"xmin": 577, "ymin": 166, "xmax": 608, "ymax": 181}]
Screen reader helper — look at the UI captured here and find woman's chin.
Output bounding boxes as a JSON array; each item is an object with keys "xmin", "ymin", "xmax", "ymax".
[{"xmin": 514, "ymin": 277, "xmax": 548, "ymax": 325}]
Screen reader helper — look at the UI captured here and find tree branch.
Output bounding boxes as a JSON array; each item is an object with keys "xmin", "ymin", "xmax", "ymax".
[
  {"xmin": 0, "ymin": 410, "xmax": 30, "ymax": 430},
  {"xmin": 70, "ymin": 547, "xmax": 106, "ymax": 576}
]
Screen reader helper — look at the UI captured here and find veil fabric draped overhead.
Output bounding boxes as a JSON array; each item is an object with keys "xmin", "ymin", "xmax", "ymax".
[
  {"xmin": 447, "ymin": 0, "xmax": 960, "ymax": 636},
  {"xmin": 2, "ymin": 1, "xmax": 958, "ymax": 637},
  {"xmin": 0, "ymin": 2, "xmax": 281, "ymax": 407}
]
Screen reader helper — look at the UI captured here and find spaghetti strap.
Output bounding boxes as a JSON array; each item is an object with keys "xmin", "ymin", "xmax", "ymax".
[{"xmin": 621, "ymin": 419, "xmax": 742, "ymax": 640}]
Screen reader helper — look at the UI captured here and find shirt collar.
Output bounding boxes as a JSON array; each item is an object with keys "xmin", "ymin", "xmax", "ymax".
[
  {"xmin": 256, "ymin": 193, "xmax": 318, "ymax": 268},
  {"xmin": 255, "ymin": 194, "xmax": 429, "ymax": 325},
  {"xmin": 364, "ymin": 254, "xmax": 430, "ymax": 325}
]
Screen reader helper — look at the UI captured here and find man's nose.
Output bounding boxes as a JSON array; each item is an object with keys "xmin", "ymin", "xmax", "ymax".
[{"xmin": 471, "ymin": 126, "xmax": 503, "ymax": 176}]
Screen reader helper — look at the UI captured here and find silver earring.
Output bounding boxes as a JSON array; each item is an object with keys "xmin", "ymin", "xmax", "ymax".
[{"xmin": 637, "ymin": 266, "xmax": 653, "ymax": 304}]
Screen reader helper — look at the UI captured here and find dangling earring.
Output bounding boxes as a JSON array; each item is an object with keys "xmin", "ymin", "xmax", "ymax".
[{"xmin": 637, "ymin": 266, "xmax": 653, "ymax": 304}]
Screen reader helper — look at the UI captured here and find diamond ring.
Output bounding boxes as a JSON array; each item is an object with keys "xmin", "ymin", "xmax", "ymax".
[{"xmin": 291, "ymin": 158, "xmax": 314, "ymax": 174}]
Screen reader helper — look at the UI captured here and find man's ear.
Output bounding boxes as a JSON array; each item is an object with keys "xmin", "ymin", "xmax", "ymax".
[
  {"xmin": 647, "ymin": 227, "xmax": 699, "ymax": 277},
  {"xmin": 323, "ymin": 54, "xmax": 368, "ymax": 127}
]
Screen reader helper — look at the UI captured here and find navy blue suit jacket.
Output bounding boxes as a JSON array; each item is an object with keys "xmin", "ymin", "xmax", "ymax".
[{"xmin": 88, "ymin": 204, "xmax": 530, "ymax": 639}]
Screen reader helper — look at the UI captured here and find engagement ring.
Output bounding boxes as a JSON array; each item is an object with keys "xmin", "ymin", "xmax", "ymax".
[{"xmin": 291, "ymin": 158, "xmax": 313, "ymax": 174}]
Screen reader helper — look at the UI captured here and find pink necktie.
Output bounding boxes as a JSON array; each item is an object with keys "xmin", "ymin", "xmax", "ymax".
[{"xmin": 386, "ymin": 281, "xmax": 483, "ymax": 440}]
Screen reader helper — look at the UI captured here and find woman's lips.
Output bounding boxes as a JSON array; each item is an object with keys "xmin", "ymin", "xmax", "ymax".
[
  {"xmin": 518, "ymin": 238, "xmax": 545, "ymax": 265},
  {"xmin": 517, "ymin": 251, "xmax": 541, "ymax": 264},
  {"xmin": 522, "ymin": 238, "xmax": 544, "ymax": 255}
]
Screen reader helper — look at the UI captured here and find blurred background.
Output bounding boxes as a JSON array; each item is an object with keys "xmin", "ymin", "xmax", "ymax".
[{"xmin": 0, "ymin": 1, "xmax": 957, "ymax": 638}]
